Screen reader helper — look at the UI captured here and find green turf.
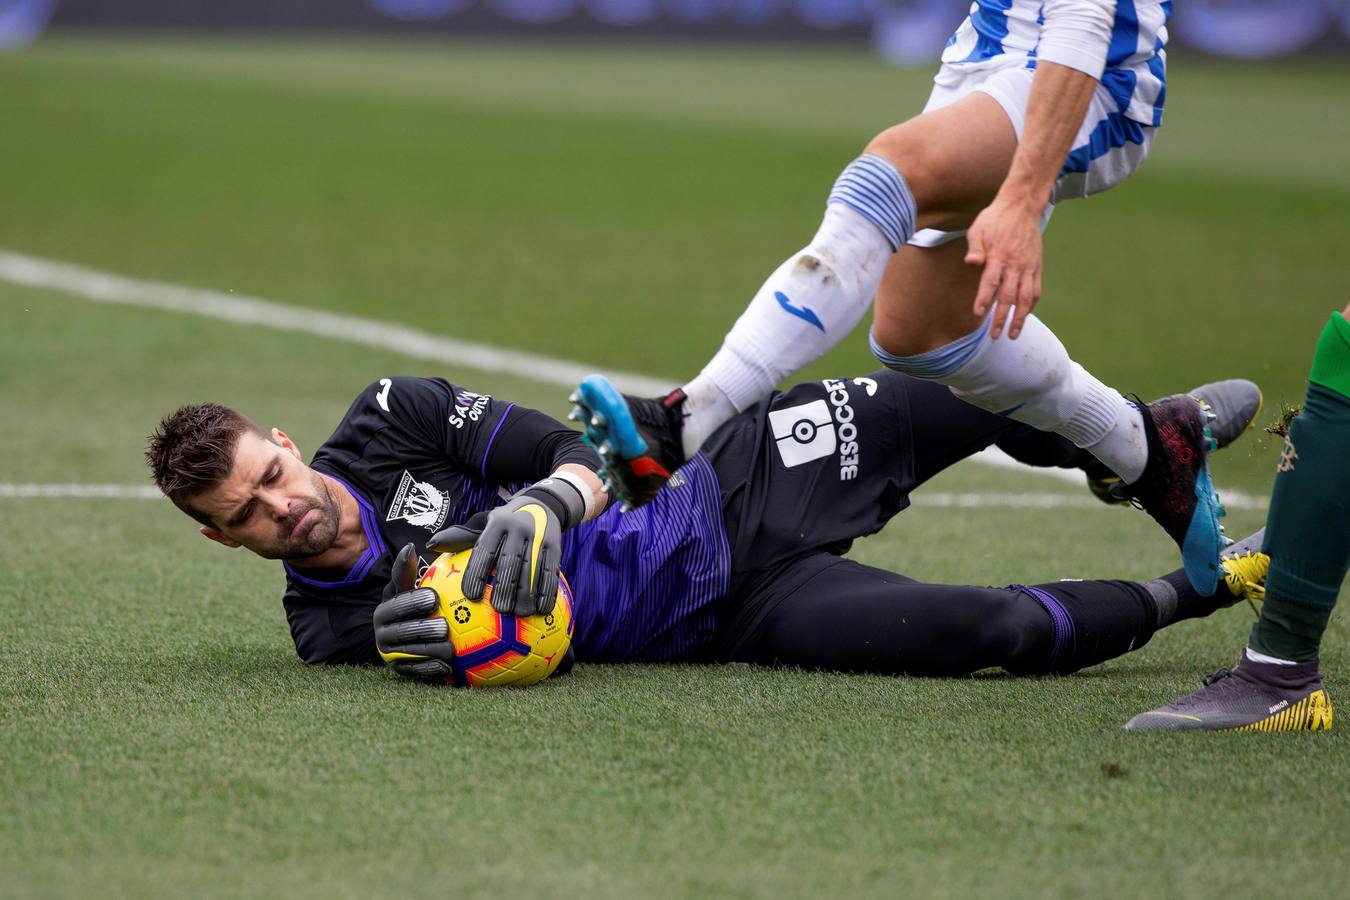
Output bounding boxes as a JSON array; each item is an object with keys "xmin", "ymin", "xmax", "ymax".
[{"xmin": 1, "ymin": 35, "xmax": 1347, "ymax": 899}]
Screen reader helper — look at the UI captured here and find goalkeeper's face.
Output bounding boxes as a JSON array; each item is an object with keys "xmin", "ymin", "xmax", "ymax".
[{"xmin": 194, "ymin": 429, "xmax": 342, "ymax": 561}]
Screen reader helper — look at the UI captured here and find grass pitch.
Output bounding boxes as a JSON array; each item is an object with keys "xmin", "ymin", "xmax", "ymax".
[{"xmin": 1, "ymin": 35, "xmax": 1348, "ymax": 899}]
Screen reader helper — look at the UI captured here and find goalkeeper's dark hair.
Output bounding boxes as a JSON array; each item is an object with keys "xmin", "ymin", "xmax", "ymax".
[{"xmin": 147, "ymin": 403, "xmax": 265, "ymax": 526}]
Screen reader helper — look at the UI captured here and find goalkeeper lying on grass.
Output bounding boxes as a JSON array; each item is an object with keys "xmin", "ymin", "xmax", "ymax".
[{"xmin": 146, "ymin": 370, "xmax": 1265, "ymax": 683}]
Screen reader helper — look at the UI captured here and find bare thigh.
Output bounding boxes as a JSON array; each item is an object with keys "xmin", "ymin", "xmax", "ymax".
[
  {"xmin": 865, "ymin": 91, "xmax": 1017, "ymax": 231},
  {"xmin": 864, "ymin": 91, "xmax": 1019, "ymax": 356},
  {"xmin": 871, "ymin": 239, "xmax": 988, "ymax": 356}
]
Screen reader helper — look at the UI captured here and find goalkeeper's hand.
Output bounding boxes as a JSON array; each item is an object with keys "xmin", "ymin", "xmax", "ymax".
[
  {"xmin": 428, "ymin": 477, "xmax": 586, "ymax": 617},
  {"xmin": 373, "ymin": 542, "xmax": 454, "ymax": 683}
]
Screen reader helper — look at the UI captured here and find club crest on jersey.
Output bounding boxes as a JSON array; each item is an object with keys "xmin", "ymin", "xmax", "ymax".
[{"xmin": 386, "ymin": 470, "xmax": 450, "ymax": 531}]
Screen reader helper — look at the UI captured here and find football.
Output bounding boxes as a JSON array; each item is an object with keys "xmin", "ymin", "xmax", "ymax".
[{"xmin": 417, "ymin": 549, "xmax": 575, "ymax": 687}]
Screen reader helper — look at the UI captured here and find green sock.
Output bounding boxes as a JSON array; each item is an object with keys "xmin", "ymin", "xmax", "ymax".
[{"xmin": 1250, "ymin": 312, "xmax": 1350, "ymax": 661}]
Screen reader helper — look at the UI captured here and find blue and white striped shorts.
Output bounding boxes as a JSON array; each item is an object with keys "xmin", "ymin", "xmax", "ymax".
[{"xmin": 909, "ymin": 61, "xmax": 1157, "ymax": 248}]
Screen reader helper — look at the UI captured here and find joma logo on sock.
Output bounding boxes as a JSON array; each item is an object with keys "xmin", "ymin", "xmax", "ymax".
[{"xmin": 1278, "ymin": 435, "xmax": 1298, "ymax": 473}]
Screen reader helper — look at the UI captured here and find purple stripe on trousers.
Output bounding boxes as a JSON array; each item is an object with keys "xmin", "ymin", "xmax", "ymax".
[{"xmin": 1015, "ymin": 584, "xmax": 1075, "ymax": 674}]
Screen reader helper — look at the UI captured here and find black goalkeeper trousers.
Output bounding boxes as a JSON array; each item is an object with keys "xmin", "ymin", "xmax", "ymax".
[
  {"xmin": 722, "ymin": 553, "xmax": 1158, "ymax": 677},
  {"xmin": 706, "ymin": 371, "xmax": 1156, "ymax": 676}
]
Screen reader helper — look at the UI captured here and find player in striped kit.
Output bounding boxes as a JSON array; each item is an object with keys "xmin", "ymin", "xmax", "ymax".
[
  {"xmin": 576, "ymin": 1, "xmax": 1228, "ymax": 595},
  {"xmin": 146, "ymin": 370, "xmax": 1266, "ymax": 683}
]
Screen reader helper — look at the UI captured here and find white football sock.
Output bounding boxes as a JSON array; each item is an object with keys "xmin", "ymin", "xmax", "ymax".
[
  {"xmin": 679, "ymin": 154, "xmax": 915, "ymax": 458},
  {"xmin": 871, "ymin": 313, "xmax": 1148, "ymax": 482},
  {"xmin": 1245, "ymin": 646, "xmax": 1299, "ymax": 666}
]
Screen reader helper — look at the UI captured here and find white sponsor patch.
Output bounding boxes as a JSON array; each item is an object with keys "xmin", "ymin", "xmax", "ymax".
[
  {"xmin": 386, "ymin": 470, "xmax": 449, "ymax": 531},
  {"xmin": 768, "ymin": 399, "xmax": 836, "ymax": 468},
  {"xmin": 449, "ymin": 389, "xmax": 490, "ymax": 430},
  {"xmin": 822, "ymin": 377, "xmax": 862, "ymax": 480}
]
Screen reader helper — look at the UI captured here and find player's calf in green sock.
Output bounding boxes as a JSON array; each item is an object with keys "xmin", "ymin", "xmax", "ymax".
[{"xmin": 1250, "ymin": 311, "xmax": 1350, "ymax": 662}]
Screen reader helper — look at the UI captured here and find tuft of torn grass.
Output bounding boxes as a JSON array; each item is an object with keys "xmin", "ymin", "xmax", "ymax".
[{"xmin": 1265, "ymin": 403, "xmax": 1303, "ymax": 439}]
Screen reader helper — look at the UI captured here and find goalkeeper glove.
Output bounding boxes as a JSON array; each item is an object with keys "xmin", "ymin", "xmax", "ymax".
[
  {"xmin": 373, "ymin": 542, "xmax": 454, "ymax": 683},
  {"xmin": 428, "ymin": 476, "xmax": 586, "ymax": 617}
]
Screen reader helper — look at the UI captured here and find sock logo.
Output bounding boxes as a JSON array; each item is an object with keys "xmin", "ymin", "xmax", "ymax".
[
  {"xmin": 768, "ymin": 400, "xmax": 836, "ymax": 468},
  {"xmin": 774, "ymin": 292, "xmax": 826, "ymax": 333},
  {"xmin": 1277, "ymin": 435, "xmax": 1298, "ymax": 473}
]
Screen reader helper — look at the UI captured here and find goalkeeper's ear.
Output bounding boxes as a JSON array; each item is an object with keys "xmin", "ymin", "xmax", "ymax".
[{"xmin": 200, "ymin": 526, "xmax": 241, "ymax": 549}]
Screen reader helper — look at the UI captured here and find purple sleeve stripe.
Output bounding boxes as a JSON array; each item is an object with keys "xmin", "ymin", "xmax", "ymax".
[{"xmin": 480, "ymin": 402, "xmax": 516, "ymax": 480}]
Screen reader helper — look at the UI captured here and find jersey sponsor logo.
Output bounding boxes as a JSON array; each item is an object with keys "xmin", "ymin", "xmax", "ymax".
[
  {"xmin": 769, "ymin": 399, "xmax": 836, "ymax": 468},
  {"xmin": 822, "ymin": 378, "xmax": 863, "ymax": 481},
  {"xmin": 386, "ymin": 470, "xmax": 450, "ymax": 531},
  {"xmin": 375, "ymin": 378, "xmax": 393, "ymax": 412},
  {"xmin": 449, "ymin": 389, "xmax": 490, "ymax": 430},
  {"xmin": 768, "ymin": 380, "xmax": 869, "ymax": 478}
]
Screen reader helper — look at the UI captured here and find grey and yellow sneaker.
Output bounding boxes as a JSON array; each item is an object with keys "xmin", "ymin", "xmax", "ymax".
[{"xmin": 1124, "ymin": 653, "xmax": 1333, "ymax": 733}]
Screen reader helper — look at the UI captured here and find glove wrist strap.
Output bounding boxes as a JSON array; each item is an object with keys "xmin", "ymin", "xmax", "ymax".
[
  {"xmin": 521, "ymin": 477, "xmax": 586, "ymax": 530},
  {"xmin": 549, "ymin": 469, "xmax": 601, "ymax": 522}
]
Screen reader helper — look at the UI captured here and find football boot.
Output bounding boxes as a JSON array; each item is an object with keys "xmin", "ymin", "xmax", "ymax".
[
  {"xmin": 569, "ymin": 375, "xmax": 687, "ymax": 511},
  {"xmin": 1124, "ymin": 655, "xmax": 1333, "ymax": 733},
  {"xmin": 1085, "ymin": 379, "xmax": 1263, "ymax": 505},
  {"xmin": 1217, "ymin": 527, "xmax": 1268, "ymax": 615},
  {"xmin": 1104, "ymin": 389, "xmax": 1234, "ymax": 595}
]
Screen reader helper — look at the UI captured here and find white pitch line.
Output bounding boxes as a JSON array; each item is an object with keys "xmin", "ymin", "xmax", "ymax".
[
  {"xmin": 0, "ymin": 249, "xmax": 1268, "ymax": 511},
  {"xmin": 968, "ymin": 445, "xmax": 1268, "ymax": 511},
  {"xmin": 0, "ymin": 484, "xmax": 163, "ymax": 499},
  {"xmin": 0, "ymin": 250, "xmax": 672, "ymax": 397}
]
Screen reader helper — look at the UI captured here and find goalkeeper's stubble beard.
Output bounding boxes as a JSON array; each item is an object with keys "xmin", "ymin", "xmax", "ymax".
[{"xmin": 261, "ymin": 469, "xmax": 342, "ymax": 561}]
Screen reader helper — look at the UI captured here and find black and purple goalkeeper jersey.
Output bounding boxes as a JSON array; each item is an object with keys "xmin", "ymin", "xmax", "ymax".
[
  {"xmin": 280, "ymin": 376, "xmax": 730, "ymax": 668},
  {"xmin": 561, "ymin": 452, "xmax": 729, "ymax": 662}
]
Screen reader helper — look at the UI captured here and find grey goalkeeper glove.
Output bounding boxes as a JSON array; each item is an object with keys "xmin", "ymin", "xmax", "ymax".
[
  {"xmin": 373, "ymin": 543, "xmax": 455, "ymax": 683},
  {"xmin": 428, "ymin": 476, "xmax": 586, "ymax": 617}
]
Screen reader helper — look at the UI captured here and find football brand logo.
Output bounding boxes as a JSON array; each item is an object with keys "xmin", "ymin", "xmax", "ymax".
[
  {"xmin": 386, "ymin": 470, "xmax": 450, "ymax": 531},
  {"xmin": 768, "ymin": 400, "xmax": 836, "ymax": 468},
  {"xmin": 774, "ymin": 291, "xmax": 826, "ymax": 333}
]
